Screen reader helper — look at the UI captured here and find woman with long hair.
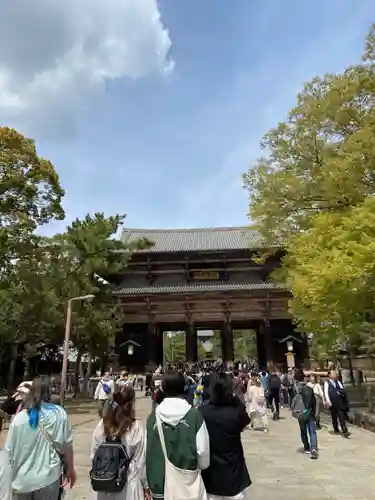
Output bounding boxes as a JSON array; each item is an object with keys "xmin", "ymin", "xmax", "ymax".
[
  {"xmin": 200, "ymin": 372, "xmax": 251, "ymax": 500},
  {"xmin": 90, "ymin": 386, "xmax": 149, "ymax": 500},
  {"xmin": 247, "ymin": 374, "xmax": 268, "ymax": 433},
  {"xmin": 5, "ymin": 377, "xmax": 76, "ymax": 500}
]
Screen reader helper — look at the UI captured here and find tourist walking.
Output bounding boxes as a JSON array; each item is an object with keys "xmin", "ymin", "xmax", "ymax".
[
  {"xmin": 247, "ymin": 375, "xmax": 268, "ymax": 432},
  {"xmin": 201, "ymin": 367, "xmax": 214, "ymax": 405},
  {"xmin": 307, "ymin": 373, "xmax": 324, "ymax": 429},
  {"xmin": 258, "ymin": 369, "xmax": 269, "ymax": 392},
  {"xmin": 291, "ymin": 369, "xmax": 318, "ymax": 459},
  {"xmin": 200, "ymin": 372, "xmax": 251, "ymax": 500},
  {"xmin": 90, "ymin": 387, "xmax": 149, "ymax": 500},
  {"xmin": 232, "ymin": 371, "xmax": 246, "ymax": 407},
  {"xmin": 323, "ymin": 369, "xmax": 350, "ymax": 437},
  {"xmin": 0, "ymin": 421, "xmax": 11, "ymax": 500},
  {"xmin": 5, "ymin": 377, "xmax": 76, "ymax": 499},
  {"xmin": 286, "ymin": 368, "xmax": 295, "ymax": 407},
  {"xmin": 95, "ymin": 371, "xmax": 115, "ymax": 416},
  {"xmin": 268, "ymin": 369, "xmax": 281, "ymax": 420},
  {"xmin": 116, "ymin": 371, "xmax": 130, "ymax": 391},
  {"xmin": 0, "ymin": 382, "xmax": 32, "ymax": 430},
  {"xmin": 146, "ymin": 370, "xmax": 210, "ymax": 500}
]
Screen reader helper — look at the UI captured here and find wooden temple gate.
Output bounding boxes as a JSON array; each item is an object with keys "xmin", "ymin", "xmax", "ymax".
[{"xmin": 111, "ymin": 227, "xmax": 308, "ymax": 370}]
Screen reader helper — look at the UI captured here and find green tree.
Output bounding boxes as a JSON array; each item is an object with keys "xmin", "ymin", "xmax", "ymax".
[
  {"xmin": 163, "ymin": 332, "xmax": 186, "ymax": 363},
  {"xmin": 283, "ymin": 198, "xmax": 375, "ymax": 341},
  {"xmin": 0, "ymin": 247, "xmax": 66, "ymax": 391},
  {"xmin": 243, "ymin": 25, "xmax": 375, "ymax": 246},
  {"xmin": 243, "ymin": 24, "xmax": 375, "ymax": 349},
  {"xmin": 233, "ymin": 329, "xmax": 257, "ymax": 360},
  {"xmin": 0, "ymin": 127, "xmax": 65, "ymax": 268},
  {"xmin": 0, "ymin": 213, "xmax": 149, "ymax": 391},
  {"xmin": 51, "ymin": 213, "xmax": 149, "ymax": 389}
]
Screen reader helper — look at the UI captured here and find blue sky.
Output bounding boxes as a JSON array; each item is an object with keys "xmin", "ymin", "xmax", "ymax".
[{"xmin": 1, "ymin": 0, "xmax": 374, "ymax": 234}]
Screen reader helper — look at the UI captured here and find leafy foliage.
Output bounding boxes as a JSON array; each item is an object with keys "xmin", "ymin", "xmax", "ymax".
[
  {"xmin": 0, "ymin": 127, "xmax": 65, "ymax": 268},
  {"xmin": 47, "ymin": 213, "xmax": 150, "ymax": 357},
  {"xmin": 162, "ymin": 329, "xmax": 257, "ymax": 363},
  {"xmin": 284, "ymin": 199, "xmax": 375, "ymax": 337},
  {"xmin": 0, "ymin": 127, "xmax": 153, "ymax": 387},
  {"xmin": 244, "ymin": 25, "xmax": 375, "ymax": 245},
  {"xmin": 244, "ymin": 24, "xmax": 375, "ymax": 350},
  {"xmin": 0, "ymin": 212, "xmax": 148, "ymax": 385}
]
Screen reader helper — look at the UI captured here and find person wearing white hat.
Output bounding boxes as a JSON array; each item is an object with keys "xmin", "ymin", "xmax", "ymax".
[
  {"xmin": 0, "ymin": 426, "xmax": 11, "ymax": 500},
  {"xmin": 0, "ymin": 382, "xmax": 32, "ymax": 427},
  {"xmin": 0, "ymin": 379, "xmax": 33, "ymax": 496},
  {"xmin": 12, "ymin": 382, "xmax": 33, "ymax": 415},
  {"xmin": 13, "ymin": 382, "xmax": 32, "ymax": 398}
]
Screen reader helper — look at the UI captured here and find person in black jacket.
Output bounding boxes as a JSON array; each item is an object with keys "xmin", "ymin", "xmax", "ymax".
[
  {"xmin": 268, "ymin": 369, "xmax": 281, "ymax": 420},
  {"xmin": 293, "ymin": 369, "xmax": 318, "ymax": 459},
  {"xmin": 200, "ymin": 372, "xmax": 251, "ymax": 499}
]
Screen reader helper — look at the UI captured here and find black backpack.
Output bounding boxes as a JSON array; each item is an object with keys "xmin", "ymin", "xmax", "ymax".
[{"xmin": 90, "ymin": 437, "xmax": 132, "ymax": 493}]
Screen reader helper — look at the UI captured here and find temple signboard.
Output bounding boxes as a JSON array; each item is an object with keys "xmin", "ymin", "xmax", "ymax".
[{"xmin": 191, "ymin": 270, "xmax": 220, "ymax": 280}]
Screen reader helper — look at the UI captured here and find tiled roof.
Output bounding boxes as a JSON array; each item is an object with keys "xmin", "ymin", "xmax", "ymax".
[
  {"xmin": 121, "ymin": 226, "xmax": 265, "ymax": 253},
  {"xmin": 114, "ymin": 274, "xmax": 281, "ymax": 296}
]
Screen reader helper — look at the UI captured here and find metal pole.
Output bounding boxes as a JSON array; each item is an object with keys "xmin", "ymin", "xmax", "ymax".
[{"xmin": 60, "ymin": 299, "xmax": 72, "ymax": 405}]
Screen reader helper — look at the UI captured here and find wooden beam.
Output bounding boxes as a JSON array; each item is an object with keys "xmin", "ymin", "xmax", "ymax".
[
  {"xmin": 118, "ymin": 266, "xmax": 265, "ymax": 275},
  {"xmin": 122, "ymin": 256, "xmax": 268, "ymax": 267},
  {"xmin": 120, "ymin": 296, "xmax": 289, "ymax": 308},
  {"xmin": 122, "ymin": 310, "xmax": 292, "ymax": 324}
]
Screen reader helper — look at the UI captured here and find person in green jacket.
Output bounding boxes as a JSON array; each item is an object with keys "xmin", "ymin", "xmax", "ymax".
[{"xmin": 146, "ymin": 370, "xmax": 210, "ymax": 499}]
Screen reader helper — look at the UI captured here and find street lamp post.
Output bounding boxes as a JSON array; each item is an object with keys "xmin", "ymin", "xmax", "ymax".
[{"xmin": 60, "ymin": 294, "xmax": 95, "ymax": 405}]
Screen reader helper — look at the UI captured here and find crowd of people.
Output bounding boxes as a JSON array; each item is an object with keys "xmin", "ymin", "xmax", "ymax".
[{"xmin": 0, "ymin": 362, "xmax": 351, "ymax": 500}]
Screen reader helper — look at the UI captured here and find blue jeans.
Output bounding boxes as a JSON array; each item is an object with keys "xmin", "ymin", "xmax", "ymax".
[{"xmin": 299, "ymin": 416, "xmax": 317, "ymax": 451}]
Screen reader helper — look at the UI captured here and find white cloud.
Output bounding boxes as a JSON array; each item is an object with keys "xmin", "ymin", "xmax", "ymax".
[{"xmin": 0, "ymin": 0, "xmax": 173, "ymax": 137}]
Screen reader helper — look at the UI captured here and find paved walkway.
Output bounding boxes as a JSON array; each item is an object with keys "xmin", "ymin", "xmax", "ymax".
[{"xmin": 29, "ymin": 399, "xmax": 375, "ymax": 499}]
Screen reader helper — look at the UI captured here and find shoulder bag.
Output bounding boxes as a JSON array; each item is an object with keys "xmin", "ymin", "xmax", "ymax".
[
  {"xmin": 38, "ymin": 420, "xmax": 67, "ymax": 499},
  {"xmin": 155, "ymin": 414, "xmax": 207, "ymax": 500}
]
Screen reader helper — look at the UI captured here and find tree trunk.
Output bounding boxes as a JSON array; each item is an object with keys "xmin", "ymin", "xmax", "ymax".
[
  {"xmin": 83, "ymin": 354, "xmax": 92, "ymax": 395},
  {"xmin": 7, "ymin": 344, "xmax": 18, "ymax": 396},
  {"xmin": 74, "ymin": 350, "xmax": 82, "ymax": 395},
  {"xmin": 23, "ymin": 357, "xmax": 30, "ymax": 381},
  {"xmin": 348, "ymin": 354, "xmax": 355, "ymax": 385},
  {"xmin": 101, "ymin": 353, "xmax": 108, "ymax": 374}
]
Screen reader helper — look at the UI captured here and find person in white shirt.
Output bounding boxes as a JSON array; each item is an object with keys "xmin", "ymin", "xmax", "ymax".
[
  {"xmin": 307, "ymin": 373, "xmax": 324, "ymax": 429},
  {"xmin": 116, "ymin": 371, "xmax": 130, "ymax": 392},
  {"xmin": 0, "ymin": 434, "xmax": 11, "ymax": 500},
  {"xmin": 247, "ymin": 375, "xmax": 268, "ymax": 433},
  {"xmin": 323, "ymin": 369, "xmax": 349, "ymax": 437},
  {"xmin": 94, "ymin": 372, "xmax": 115, "ymax": 416}
]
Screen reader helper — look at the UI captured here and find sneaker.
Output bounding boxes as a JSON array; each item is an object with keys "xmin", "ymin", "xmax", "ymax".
[
  {"xmin": 264, "ymin": 428, "xmax": 269, "ymax": 434},
  {"xmin": 304, "ymin": 449, "xmax": 311, "ymax": 454},
  {"xmin": 310, "ymin": 449, "xmax": 318, "ymax": 460},
  {"xmin": 343, "ymin": 431, "xmax": 350, "ymax": 438}
]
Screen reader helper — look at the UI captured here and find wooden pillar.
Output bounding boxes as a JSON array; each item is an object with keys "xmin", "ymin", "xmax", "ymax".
[
  {"xmin": 256, "ymin": 321, "xmax": 266, "ymax": 369},
  {"xmin": 220, "ymin": 321, "xmax": 234, "ymax": 368},
  {"xmin": 148, "ymin": 321, "xmax": 158, "ymax": 368},
  {"xmin": 258, "ymin": 320, "xmax": 272, "ymax": 369},
  {"xmin": 185, "ymin": 323, "xmax": 198, "ymax": 363}
]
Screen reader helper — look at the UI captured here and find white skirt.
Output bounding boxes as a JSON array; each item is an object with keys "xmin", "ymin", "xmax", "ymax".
[{"xmin": 208, "ymin": 490, "xmax": 247, "ymax": 500}]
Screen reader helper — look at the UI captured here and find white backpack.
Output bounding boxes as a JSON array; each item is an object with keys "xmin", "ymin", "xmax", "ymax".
[{"xmin": 156, "ymin": 415, "xmax": 207, "ymax": 500}]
